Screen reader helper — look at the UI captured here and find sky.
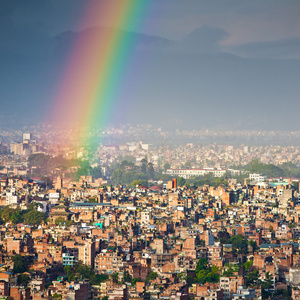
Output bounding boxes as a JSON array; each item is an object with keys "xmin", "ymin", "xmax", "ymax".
[{"xmin": 1, "ymin": 0, "xmax": 300, "ymax": 130}]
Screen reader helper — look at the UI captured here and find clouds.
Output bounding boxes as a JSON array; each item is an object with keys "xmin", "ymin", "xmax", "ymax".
[
  {"xmin": 229, "ymin": 37, "xmax": 300, "ymax": 60},
  {"xmin": 1, "ymin": 0, "xmax": 300, "ymax": 130}
]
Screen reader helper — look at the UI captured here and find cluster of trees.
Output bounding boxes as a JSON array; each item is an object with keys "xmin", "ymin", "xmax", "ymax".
[
  {"xmin": 54, "ymin": 217, "xmax": 74, "ymax": 227},
  {"xmin": 0, "ymin": 202, "xmax": 47, "ymax": 225},
  {"xmin": 28, "ymin": 153, "xmax": 77, "ymax": 176},
  {"xmin": 235, "ymin": 159, "xmax": 300, "ymax": 182},
  {"xmin": 12, "ymin": 254, "xmax": 32, "ymax": 273},
  {"xmin": 28, "ymin": 153, "xmax": 102, "ymax": 180},
  {"xmin": 74, "ymin": 160, "xmax": 102, "ymax": 179},
  {"xmin": 113, "ymin": 270, "xmax": 158, "ymax": 286},
  {"xmin": 193, "ymin": 258, "xmax": 220, "ymax": 284},
  {"xmin": 12, "ymin": 254, "xmax": 34, "ymax": 287},
  {"xmin": 244, "ymin": 260, "xmax": 275, "ymax": 299},
  {"xmin": 64, "ymin": 265, "xmax": 108, "ymax": 285},
  {"xmin": 176, "ymin": 172, "xmax": 231, "ymax": 188},
  {"xmin": 110, "ymin": 159, "xmax": 156, "ymax": 186}
]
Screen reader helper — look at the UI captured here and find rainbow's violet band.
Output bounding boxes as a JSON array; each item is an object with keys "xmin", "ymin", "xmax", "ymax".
[{"xmin": 50, "ymin": 0, "xmax": 149, "ymax": 148}]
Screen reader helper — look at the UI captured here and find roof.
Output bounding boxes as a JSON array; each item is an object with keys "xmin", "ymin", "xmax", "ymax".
[
  {"xmin": 70, "ymin": 202, "xmax": 111, "ymax": 207},
  {"xmin": 269, "ymin": 182, "xmax": 289, "ymax": 188},
  {"xmin": 260, "ymin": 244, "xmax": 279, "ymax": 249}
]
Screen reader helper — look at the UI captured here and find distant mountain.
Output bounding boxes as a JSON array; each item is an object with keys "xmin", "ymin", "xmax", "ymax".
[{"xmin": 1, "ymin": 26, "xmax": 299, "ymax": 130}]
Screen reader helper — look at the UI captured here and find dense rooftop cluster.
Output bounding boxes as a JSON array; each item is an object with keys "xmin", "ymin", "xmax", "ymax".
[
  {"xmin": 0, "ymin": 172, "xmax": 299, "ymax": 300},
  {"xmin": 1, "ymin": 132, "xmax": 300, "ymax": 299}
]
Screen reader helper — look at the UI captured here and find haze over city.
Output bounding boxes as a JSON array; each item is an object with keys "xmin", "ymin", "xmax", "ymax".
[
  {"xmin": 1, "ymin": 0, "xmax": 300, "ymax": 131},
  {"xmin": 2, "ymin": 2, "xmax": 300, "ymax": 300}
]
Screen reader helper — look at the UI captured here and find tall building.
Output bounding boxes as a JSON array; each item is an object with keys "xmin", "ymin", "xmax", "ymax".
[{"xmin": 23, "ymin": 132, "xmax": 32, "ymax": 141}]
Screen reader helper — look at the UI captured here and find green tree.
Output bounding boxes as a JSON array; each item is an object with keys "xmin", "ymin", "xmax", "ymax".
[
  {"xmin": 111, "ymin": 169, "xmax": 124, "ymax": 185},
  {"xmin": 184, "ymin": 161, "xmax": 192, "ymax": 168},
  {"xmin": 244, "ymin": 259, "xmax": 253, "ymax": 272},
  {"xmin": 131, "ymin": 278, "xmax": 140, "ymax": 286},
  {"xmin": 1, "ymin": 207, "xmax": 15, "ymax": 223},
  {"xmin": 261, "ymin": 272, "xmax": 274, "ymax": 299},
  {"xmin": 123, "ymin": 271, "xmax": 132, "ymax": 283},
  {"xmin": 293, "ymin": 181, "xmax": 299, "ymax": 191},
  {"xmin": 17, "ymin": 274, "xmax": 30, "ymax": 286},
  {"xmin": 147, "ymin": 163, "xmax": 155, "ymax": 179},
  {"xmin": 131, "ymin": 179, "xmax": 148, "ymax": 187},
  {"xmin": 230, "ymin": 234, "xmax": 248, "ymax": 256},
  {"xmin": 23, "ymin": 209, "xmax": 47, "ymax": 226},
  {"xmin": 246, "ymin": 269, "xmax": 260, "ymax": 287},
  {"xmin": 248, "ymin": 240, "xmax": 258, "ymax": 253},
  {"xmin": 261, "ymin": 272, "xmax": 273, "ymax": 290},
  {"xmin": 12, "ymin": 255, "xmax": 28, "ymax": 273},
  {"xmin": 91, "ymin": 166, "xmax": 102, "ymax": 179},
  {"xmin": 195, "ymin": 258, "xmax": 208, "ymax": 273},
  {"xmin": 40, "ymin": 176, "xmax": 53, "ymax": 188},
  {"xmin": 55, "ymin": 217, "xmax": 66, "ymax": 226},
  {"xmin": 163, "ymin": 162, "xmax": 171, "ymax": 172},
  {"xmin": 11, "ymin": 210, "xmax": 23, "ymax": 224},
  {"xmin": 145, "ymin": 272, "xmax": 158, "ymax": 282},
  {"xmin": 177, "ymin": 176, "xmax": 186, "ymax": 187},
  {"xmin": 89, "ymin": 197, "xmax": 97, "ymax": 203},
  {"xmin": 194, "ymin": 258, "xmax": 220, "ymax": 284}
]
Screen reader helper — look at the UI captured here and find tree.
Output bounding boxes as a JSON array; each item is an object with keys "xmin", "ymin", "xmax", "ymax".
[
  {"xmin": 17, "ymin": 274, "xmax": 30, "ymax": 286},
  {"xmin": 123, "ymin": 271, "xmax": 132, "ymax": 283},
  {"xmin": 23, "ymin": 209, "xmax": 47, "ymax": 226},
  {"xmin": 131, "ymin": 278, "xmax": 140, "ymax": 286},
  {"xmin": 230, "ymin": 234, "xmax": 248, "ymax": 256},
  {"xmin": 163, "ymin": 162, "xmax": 171, "ymax": 172},
  {"xmin": 261, "ymin": 272, "xmax": 273, "ymax": 290},
  {"xmin": 145, "ymin": 272, "xmax": 158, "ymax": 282},
  {"xmin": 12, "ymin": 255, "xmax": 28, "ymax": 273},
  {"xmin": 195, "ymin": 258, "xmax": 208, "ymax": 273},
  {"xmin": 55, "ymin": 217, "xmax": 66, "ymax": 226},
  {"xmin": 111, "ymin": 169, "xmax": 124, "ymax": 185},
  {"xmin": 261, "ymin": 272, "xmax": 274, "ymax": 299},
  {"xmin": 147, "ymin": 163, "xmax": 155, "ymax": 179},
  {"xmin": 194, "ymin": 258, "xmax": 220, "ymax": 284},
  {"xmin": 244, "ymin": 260, "xmax": 253, "ymax": 272},
  {"xmin": 293, "ymin": 181, "xmax": 299, "ymax": 191},
  {"xmin": 249, "ymin": 240, "xmax": 258, "ymax": 253},
  {"xmin": 89, "ymin": 197, "xmax": 97, "ymax": 203},
  {"xmin": 11, "ymin": 210, "xmax": 22, "ymax": 224},
  {"xmin": 246, "ymin": 269, "xmax": 260, "ymax": 287},
  {"xmin": 40, "ymin": 176, "xmax": 53, "ymax": 188},
  {"xmin": 184, "ymin": 161, "xmax": 192, "ymax": 168},
  {"xmin": 91, "ymin": 166, "xmax": 102, "ymax": 179},
  {"xmin": 177, "ymin": 176, "xmax": 186, "ymax": 186},
  {"xmin": 141, "ymin": 162, "xmax": 147, "ymax": 174},
  {"xmin": 1, "ymin": 207, "xmax": 15, "ymax": 223},
  {"xmin": 131, "ymin": 179, "xmax": 148, "ymax": 187}
]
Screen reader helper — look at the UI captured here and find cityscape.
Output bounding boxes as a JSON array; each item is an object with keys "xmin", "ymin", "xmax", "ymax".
[{"xmin": 1, "ymin": 1, "xmax": 300, "ymax": 300}]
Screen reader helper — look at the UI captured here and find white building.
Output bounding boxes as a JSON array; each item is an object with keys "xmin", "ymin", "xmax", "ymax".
[
  {"xmin": 6, "ymin": 191, "xmax": 19, "ymax": 205},
  {"xmin": 249, "ymin": 173, "xmax": 267, "ymax": 182},
  {"xmin": 165, "ymin": 168, "xmax": 239, "ymax": 179}
]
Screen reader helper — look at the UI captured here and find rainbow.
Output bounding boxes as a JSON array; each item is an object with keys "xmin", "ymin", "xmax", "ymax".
[{"xmin": 50, "ymin": 0, "xmax": 150, "ymax": 149}]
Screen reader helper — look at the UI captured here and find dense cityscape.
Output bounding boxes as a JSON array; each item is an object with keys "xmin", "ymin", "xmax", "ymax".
[
  {"xmin": 2, "ymin": 1, "xmax": 300, "ymax": 299},
  {"xmin": 0, "ymin": 129, "xmax": 299, "ymax": 299}
]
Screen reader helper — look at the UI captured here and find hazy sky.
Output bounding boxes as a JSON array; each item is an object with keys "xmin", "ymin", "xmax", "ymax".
[
  {"xmin": 1, "ymin": 0, "xmax": 300, "ymax": 130},
  {"xmin": 2, "ymin": 0, "xmax": 300, "ymax": 54}
]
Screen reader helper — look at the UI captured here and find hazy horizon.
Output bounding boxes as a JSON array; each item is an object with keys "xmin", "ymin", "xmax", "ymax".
[{"xmin": 1, "ymin": 0, "xmax": 300, "ymax": 131}]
